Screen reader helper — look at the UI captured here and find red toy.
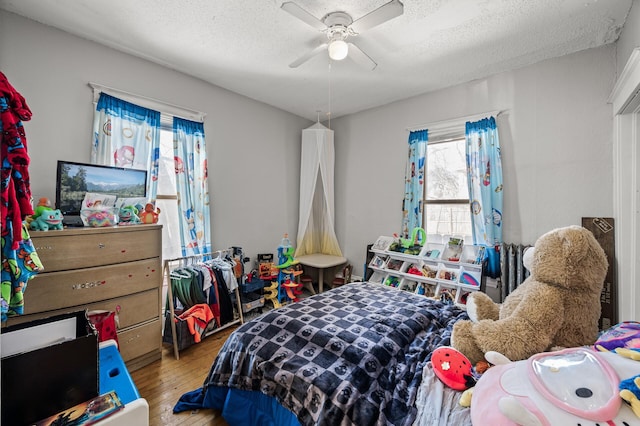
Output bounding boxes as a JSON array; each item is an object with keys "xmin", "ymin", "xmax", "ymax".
[{"xmin": 431, "ymin": 346, "xmax": 476, "ymax": 391}]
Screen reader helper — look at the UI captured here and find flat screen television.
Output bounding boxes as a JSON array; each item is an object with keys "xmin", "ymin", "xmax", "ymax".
[{"xmin": 55, "ymin": 160, "xmax": 147, "ymax": 226}]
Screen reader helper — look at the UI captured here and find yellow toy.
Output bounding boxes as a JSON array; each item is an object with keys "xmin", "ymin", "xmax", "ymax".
[{"xmin": 263, "ymin": 281, "xmax": 281, "ymax": 309}]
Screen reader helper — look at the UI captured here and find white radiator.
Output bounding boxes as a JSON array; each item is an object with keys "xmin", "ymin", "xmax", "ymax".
[{"xmin": 499, "ymin": 243, "xmax": 532, "ymax": 302}]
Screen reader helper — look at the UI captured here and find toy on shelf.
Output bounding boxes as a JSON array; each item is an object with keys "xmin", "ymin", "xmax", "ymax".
[
  {"xmin": 139, "ymin": 203, "xmax": 161, "ymax": 224},
  {"xmin": 32, "ymin": 197, "xmax": 53, "ymax": 219},
  {"xmin": 29, "ymin": 209, "xmax": 64, "ymax": 231},
  {"xmin": 389, "ymin": 227, "xmax": 426, "ymax": 255},
  {"xmin": 118, "ymin": 205, "xmax": 141, "ymax": 225},
  {"xmin": 442, "ymin": 237, "xmax": 464, "ymax": 262}
]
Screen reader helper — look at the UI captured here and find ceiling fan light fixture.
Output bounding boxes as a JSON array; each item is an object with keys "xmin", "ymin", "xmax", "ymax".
[{"xmin": 328, "ymin": 39, "xmax": 348, "ymax": 60}]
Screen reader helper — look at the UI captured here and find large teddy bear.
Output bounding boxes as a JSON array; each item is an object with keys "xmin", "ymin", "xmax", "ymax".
[{"xmin": 451, "ymin": 225, "xmax": 608, "ymax": 365}]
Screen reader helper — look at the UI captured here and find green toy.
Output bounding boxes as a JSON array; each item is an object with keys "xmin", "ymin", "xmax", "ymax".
[
  {"xmin": 118, "ymin": 205, "xmax": 141, "ymax": 224},
  {"xmin": 389, "ymin": 227, "xmax": 426, "ymax": 255},
  {"xmin": 29, "ymin": 209, "xmax": 64, "ymax": 231},
  {"xmin": 32, "ymin": 197, "xmax": 53, "ymax": 219}
]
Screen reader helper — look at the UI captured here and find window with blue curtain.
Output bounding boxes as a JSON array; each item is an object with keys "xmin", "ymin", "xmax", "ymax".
[
  {"xmin": 92, "ymin": 92, "xmax": 160, "ymax": 201},
  {"xmin": 465, "ymin": 116, "xmax": 503, "ymax": 277},
  {"xmin": 173, "ymin": 117, "xmax": 211, "ymax": 256},
  {"xmin": 401, "ymin": 129, "xmax": 427, "ymax": 238}
]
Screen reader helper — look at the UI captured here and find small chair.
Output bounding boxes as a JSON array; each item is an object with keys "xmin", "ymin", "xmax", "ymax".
[
  {"xmin": 300, "ymin": 273, "xmax": 316, "ymax": 295},
  {"xmin": 331, "ymin": 264, "xmax": 353, "ymax": 288}
]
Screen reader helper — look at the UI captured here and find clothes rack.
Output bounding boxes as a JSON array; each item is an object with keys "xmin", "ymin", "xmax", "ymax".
[{"xmin": 162, "ymin": 249, "xmax": 244, "ymax": 360}]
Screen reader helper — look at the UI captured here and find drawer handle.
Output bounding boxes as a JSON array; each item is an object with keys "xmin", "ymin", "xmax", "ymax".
[
  {"xmin": 98, "ymin": 243, "xmax": 105, "ymax": 249},
  {"xmin": 127, "ymin": 334, "xmax": 140, "ymax": 343},
  {"xmin": 35, "ymin": 245, "xmax": 54, "ymax": 250},
  {"xmin": 72, "ymin": 280, "xmax": 106, "ymax": 290}
]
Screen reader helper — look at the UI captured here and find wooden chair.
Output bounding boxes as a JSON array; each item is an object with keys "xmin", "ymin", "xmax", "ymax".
[
  {"xmin": 300, "ymin": 273, "xmax": 316, "ymax": 295},
  {"xmin": 331, "ymin": 264, "xmax": 353, "ymax": 288}
]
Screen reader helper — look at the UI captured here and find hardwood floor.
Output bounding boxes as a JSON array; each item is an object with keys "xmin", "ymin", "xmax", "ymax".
[{"xmin": 131, "ymin": 325, "xmax": 237, "ymax": 426}]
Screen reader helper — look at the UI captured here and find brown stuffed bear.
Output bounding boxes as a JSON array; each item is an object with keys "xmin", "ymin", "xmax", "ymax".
[{"xmin": 451, "ymin": 225, "xmax": 608, "ymax": 365}]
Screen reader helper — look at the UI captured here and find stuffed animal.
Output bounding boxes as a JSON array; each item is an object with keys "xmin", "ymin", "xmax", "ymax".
[
  {"xmin": 32, "ymin": 197, "xmax": 53, "ymax": 219},
  {"xmin": 451, "ymin": 225, "xmax": 608, "ymax": 365},
  {"xmin": 139, "ymin": 203, "xmax": 160, "ymax": 224},
  {"xmin": 470, "ymin": 348, "xmax": 639, "ymax": 425},
  {"xmin": 118, "ymin": 205, "xmax": 141, "ymax": 224},
  {"xmin": 29, "ymin": 209, "xmax": 64, "ymax": 231}
]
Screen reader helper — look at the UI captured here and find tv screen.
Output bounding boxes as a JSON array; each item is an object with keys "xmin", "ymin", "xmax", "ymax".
[{"xmin": 55, "ymin": 161, "xmax": 148, "ymax": 218}]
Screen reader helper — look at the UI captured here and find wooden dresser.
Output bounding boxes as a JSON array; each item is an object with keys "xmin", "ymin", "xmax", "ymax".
[{"xmin": 5, "ymin": 225, "xmax": 163, "ymax": 372}]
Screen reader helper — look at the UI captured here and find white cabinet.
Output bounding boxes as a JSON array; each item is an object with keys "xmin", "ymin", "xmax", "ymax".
[{"xmin": 367, "ymin": 236, "xmax": 484, "ymax": 305}]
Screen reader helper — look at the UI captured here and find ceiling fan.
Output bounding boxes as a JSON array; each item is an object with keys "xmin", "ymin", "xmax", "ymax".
[{"xmin": 281, "ymin": 0, "xmax": 404, "ymax": 71}]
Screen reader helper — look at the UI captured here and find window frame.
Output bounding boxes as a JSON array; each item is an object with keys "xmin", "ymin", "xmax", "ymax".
[{"xmin": 422, "ymin": 135, "xmax": 471, "ymax": 240}]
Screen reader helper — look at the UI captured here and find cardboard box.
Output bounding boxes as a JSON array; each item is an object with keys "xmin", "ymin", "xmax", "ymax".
[
  {"xmin": 582, "ymin": 217, "xmax": 617, "ymax": 330},
  {"xmin": 1, "ymin": 310, "xmax": 98, "ymax": 425}
]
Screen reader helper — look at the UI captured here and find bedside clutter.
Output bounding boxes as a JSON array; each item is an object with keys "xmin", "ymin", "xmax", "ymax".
[
  {"xmin": 98, "ymin": 339, "xmax": 149, "ymax": 425},
  {"xmin": 1, "ymin": 312, "xmax": 149, "ymax": 425}
]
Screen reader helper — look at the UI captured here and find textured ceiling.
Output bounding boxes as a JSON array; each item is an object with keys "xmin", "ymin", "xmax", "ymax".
[{"xmin": 0, "ymin": 0, "xmax": 632, "ymax": 120}]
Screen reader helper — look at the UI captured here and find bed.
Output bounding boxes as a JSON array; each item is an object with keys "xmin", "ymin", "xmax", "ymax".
[{"xmin": 174, "ymin": 282, "xmax": 472, "ymax": 425}]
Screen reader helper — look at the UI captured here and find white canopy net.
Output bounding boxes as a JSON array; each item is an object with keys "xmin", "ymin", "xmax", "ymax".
[{"xmin": 294, "ymin": 123, "xmax": 342, "ymax": 257}]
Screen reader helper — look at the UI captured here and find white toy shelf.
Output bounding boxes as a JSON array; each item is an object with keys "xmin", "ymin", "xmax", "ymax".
[{"xmin": 367, "ymin": 235, "xmax": 485, "ymax": 305}]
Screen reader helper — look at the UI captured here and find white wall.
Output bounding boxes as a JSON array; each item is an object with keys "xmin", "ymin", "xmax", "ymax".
[
  {"xmin": 0, "ymin": 11, "xmax": 619, "ymax": 287},
  {"xmin": 0, "ymin": 11, "xmax": 312, "ymax": 263},
  {"xmin": 617, "ymin": 0, "xmax": 640, "ymax": 75},
  {"xmin": 331, "ymin": 45, "xmax": 616, "ymax": 276}
]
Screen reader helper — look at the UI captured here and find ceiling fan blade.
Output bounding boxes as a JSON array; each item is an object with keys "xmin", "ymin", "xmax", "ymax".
[
  {"xmin": 348, "ymin": 42, "xmax": 377, "ymax": 71},
  {"xmin": 350, "ymin": 0, "xmax": 404, "ymax": 34},
  {"xmin": 281, "ymin": 2, "xmax": 327, "ymax": 31},
  {"xmin": 289, "ymin": 43, "xmax": 328, "ymax": 68}
]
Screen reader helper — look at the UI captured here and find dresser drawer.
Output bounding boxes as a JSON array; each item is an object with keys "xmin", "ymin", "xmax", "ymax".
[
  {"xmin": 119, "ymin": 319, "xmax": 161, "ymax": 362},
  {"xmin": 23, "ymin": 258, "xmax": 161, "ymax": 314},
  {"xmin": 31, "ymin": 226, "xmax": 161, "ymax": 272},
  {"xmin": 102, "ymin": 289, "xmax": 160, "ymax": 329},
  {"xmin": 4, "ymin": 289, "xmax": 160, "ymax": 329}
]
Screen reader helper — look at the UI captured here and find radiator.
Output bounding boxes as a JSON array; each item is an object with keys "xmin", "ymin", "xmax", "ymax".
[{"xmin": 499, "ymin": 243, "xmax": 532, "ymax": 302}]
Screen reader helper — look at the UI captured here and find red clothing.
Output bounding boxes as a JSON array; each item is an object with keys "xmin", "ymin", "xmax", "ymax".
[
  {"xmin": 177, "ymin": 303, "xmax": 214, "ymax": 343},
  {"xmin": 1, "ymin": 72, "xmax": 33, "ymax": 249}
]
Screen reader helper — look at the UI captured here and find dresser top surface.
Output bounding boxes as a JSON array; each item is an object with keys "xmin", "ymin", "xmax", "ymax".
[{"xmin": 29, "ymin": 224, "xmax": 162, "ymax": 238}]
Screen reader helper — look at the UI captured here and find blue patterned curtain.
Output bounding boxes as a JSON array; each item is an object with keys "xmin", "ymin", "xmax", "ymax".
[
  {"xmin": 173, "ymin": 117, "xmax": 211, "ymax": 256},
  {"xmin": 465, "ymin": 117, "xmax": 503, "ymax": 277},
  {"xmin": 401, "ymin": 130, "xmax": 428, "ymax": 237},
  {"xmin": 92, "ymin": 93, "xmax": 160, "ymax": 201}
]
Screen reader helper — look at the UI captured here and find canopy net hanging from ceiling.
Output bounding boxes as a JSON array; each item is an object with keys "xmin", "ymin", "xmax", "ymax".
[{"xmin": 295, "ymin": 122, "xmax": 343, "ymax": 257}]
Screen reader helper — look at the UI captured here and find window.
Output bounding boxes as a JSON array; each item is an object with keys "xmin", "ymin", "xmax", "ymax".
[
  {"xmin": 424, "ymin": 137, "xmax": 472, "ymax": 242},
  {"xmin": 156, "ymin": 117, "xmax": 181, "ymax": 260},
  {"xmin": 90, "ymin": 83, "xmax": 206, "ymax": 261}
]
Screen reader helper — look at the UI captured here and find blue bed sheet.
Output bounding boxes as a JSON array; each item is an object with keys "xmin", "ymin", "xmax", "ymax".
[{"xmin": 175, "ymin": 385, "xmax": 300, "ymax": 425}]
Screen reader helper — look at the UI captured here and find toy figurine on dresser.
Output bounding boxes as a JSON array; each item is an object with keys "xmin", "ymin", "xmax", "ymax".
[{"xmin": 139, "ymin": 203, "xmax": 161, "ymax": 224}]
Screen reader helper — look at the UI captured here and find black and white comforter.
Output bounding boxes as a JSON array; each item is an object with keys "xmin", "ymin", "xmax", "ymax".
[{"xmin": 203, "ymin": 283, "xmax": 468, "ymax": 426}]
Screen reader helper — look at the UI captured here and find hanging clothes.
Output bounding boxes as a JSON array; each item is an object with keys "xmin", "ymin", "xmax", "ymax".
[
  {"xmin": 177, "ymin": 303, "xmax": 214, "ymax": 343},
  {"xmin": 168, "ymin": 255, "xmax": 239, "ymax": 328},
  {"xmin": 0, "ymin": 72, "xmax": 43, "ymax": 321},
  {"xmin": 211, "ymin": 267, "xmax": 234, "ymax": 325}
]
